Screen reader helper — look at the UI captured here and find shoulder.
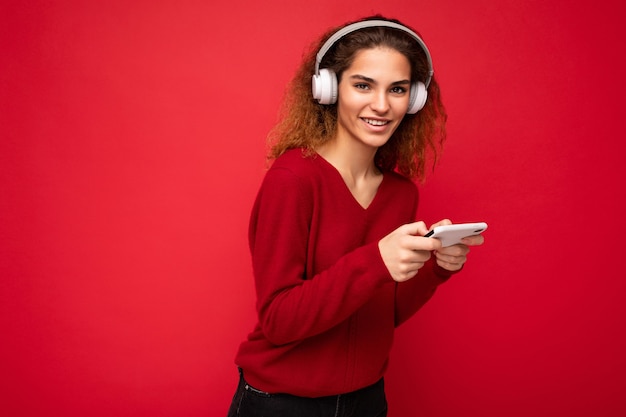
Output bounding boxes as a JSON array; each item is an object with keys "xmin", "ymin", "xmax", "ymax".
[
  {"xmin": 383, "ymin": 170, "xmax": 418, "ymax": 193},
  {"xmin": 250, "ymin": 150, "xmax": 318, "ymax": 227},
  {"xmin": 258, "ymin": 149, "xmax": 320, "ymax": 195},
  {"xmin": 265, "ymin": 148, "xmax": 326, "ymax": 185},
  {"xmin": 380, "ymin": 169, "xmax": 419, "ymax": 211},
  {"xmin": 270, "ymin": 148, "xmax": 318, "ymax": 174}
]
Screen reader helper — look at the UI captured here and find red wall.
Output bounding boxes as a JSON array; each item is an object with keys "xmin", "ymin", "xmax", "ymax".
[{"xmin": 2, "ymin": 1, "xmax": 624, "ymax": 416}]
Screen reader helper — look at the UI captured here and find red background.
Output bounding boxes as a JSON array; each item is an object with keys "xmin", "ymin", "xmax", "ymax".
[{"xmin": 2, "ymin": 1, "xmax": 625, "ymax": 416}]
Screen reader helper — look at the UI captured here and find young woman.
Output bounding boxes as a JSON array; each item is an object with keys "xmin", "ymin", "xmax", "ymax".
[{"xmin": 227, "ymin": 15, "xmax": 484, "ymax": 417}]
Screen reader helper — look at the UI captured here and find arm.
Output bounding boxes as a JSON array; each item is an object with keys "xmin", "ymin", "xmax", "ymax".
[
  {"xmin": 392, "ymin": 219, "xmax": 486, "ymax": 326},
  {"xmin": 377, "ymin": 221, "xmax": 454, "ymax": 326},
  {"xmin": 249, "ymin": 167, "xmax": 392, "ymax": 346},
  {"xmin": 394, "ymin": 259, "xmax": 455, "ymax": 326}
]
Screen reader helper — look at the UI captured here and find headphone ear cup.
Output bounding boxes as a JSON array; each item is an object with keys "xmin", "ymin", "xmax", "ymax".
[
  {"xmin": 312, "ymin": 69, "xmax": 338, "ymax": 105},
  {"xmin": 407, "ymin": 81, "xmax": 427, "ymax": 114}
]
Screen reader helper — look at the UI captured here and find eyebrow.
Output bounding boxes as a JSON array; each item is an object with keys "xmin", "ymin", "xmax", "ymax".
[{"xmin": 349, "ymin": 74, "xmax": 411, "ymax": 86}]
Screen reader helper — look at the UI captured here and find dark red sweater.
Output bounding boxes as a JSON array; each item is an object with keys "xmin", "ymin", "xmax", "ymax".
[{"xmin": 234, "ymin": 149, "xmax": 454, "ymax": 397}]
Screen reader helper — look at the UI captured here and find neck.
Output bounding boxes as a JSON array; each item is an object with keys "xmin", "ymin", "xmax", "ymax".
[{"xmin": 316, "ymin": 140, "xmax": 380, "ymax": 183}]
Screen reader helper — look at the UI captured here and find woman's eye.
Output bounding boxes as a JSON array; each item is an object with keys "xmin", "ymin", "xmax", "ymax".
[
  {"xmin": 354, "ymin": 83, "xmax": 370, "ymax": 90},
  {"xmin": 391, "ymin": 86, "xmax": 407, "ymax": 94}
]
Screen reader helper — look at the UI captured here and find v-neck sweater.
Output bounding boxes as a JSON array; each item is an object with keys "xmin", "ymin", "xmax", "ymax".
[{"xmin": 234, "ymin": 148, "xmax": 455, "ymax": 397}]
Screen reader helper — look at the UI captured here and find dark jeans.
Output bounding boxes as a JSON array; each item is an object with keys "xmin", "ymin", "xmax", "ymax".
[{"xmin": 226, "ymin": 369, "xmax": 388, "ymax": 417}]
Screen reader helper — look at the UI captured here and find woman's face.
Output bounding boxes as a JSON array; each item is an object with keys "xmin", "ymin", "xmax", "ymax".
[{"xmin": 335, "ymin": 47, "xmax": 411, "ymax": 150}]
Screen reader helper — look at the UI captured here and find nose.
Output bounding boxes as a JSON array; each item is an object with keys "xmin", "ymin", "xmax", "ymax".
[{"xmin": 370, "ymin": 90, "xmax": 390, "ymax": 113}]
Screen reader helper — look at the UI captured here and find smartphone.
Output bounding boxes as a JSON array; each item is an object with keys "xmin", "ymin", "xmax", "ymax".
[{"xmin": 424, "ymin": 222, "xmax": 488, "ymax": 247}]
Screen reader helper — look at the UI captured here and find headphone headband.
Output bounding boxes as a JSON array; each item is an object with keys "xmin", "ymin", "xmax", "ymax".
[{"xmin": 314, "ymin": 19, "xmax": 434, "ymax": 88}]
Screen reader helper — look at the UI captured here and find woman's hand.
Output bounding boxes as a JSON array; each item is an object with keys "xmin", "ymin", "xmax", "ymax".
[
  {"xmin": 429, "ymin": 219, "xmax": 485, "ymax": 272},
  {"xmin": 378, "ymin": 222, "xmax": 443, "ymax": 282}
]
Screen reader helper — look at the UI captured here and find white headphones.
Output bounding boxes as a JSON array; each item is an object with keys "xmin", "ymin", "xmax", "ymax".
[{"xmin": 311, "ymin": 20, "xmax": 434, "ymax": 115}]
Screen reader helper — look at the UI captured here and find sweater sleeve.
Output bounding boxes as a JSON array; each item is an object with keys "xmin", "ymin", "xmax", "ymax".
[
  {"xmin": 394, "ymin": 260, "xmax": 457, "ymax": 327},
  {"xmin": 391, "ymin": 180, "xmax": 460, "ymax": 327},
  {"xmin": 248, "ymin": 167, "xmax": 392, "ymax": 346}
]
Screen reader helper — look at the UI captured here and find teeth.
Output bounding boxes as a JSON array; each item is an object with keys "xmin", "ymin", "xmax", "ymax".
[{"xmin": 363, "ymin": 118, "xmax": 388, "ymax": 126}]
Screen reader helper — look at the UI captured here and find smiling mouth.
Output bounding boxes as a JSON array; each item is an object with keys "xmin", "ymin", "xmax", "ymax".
[{"xmin": 362, "ymin": 118, "xmax": 390, "ymax": 126}]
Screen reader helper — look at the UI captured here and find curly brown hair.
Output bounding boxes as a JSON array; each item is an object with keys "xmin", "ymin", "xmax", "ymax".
[{"xmin": 267, "ymin": 16, "xmax": 447, "ymax": 181}]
